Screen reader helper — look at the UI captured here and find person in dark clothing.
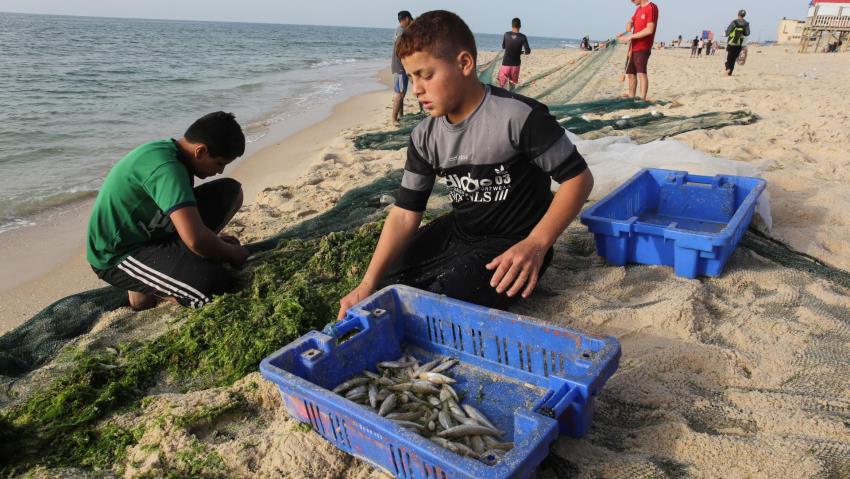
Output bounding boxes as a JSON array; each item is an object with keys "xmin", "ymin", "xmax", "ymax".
[
  {"xmin": 725, "ymin": 9, "xmax": 750, "ymax": 76},
  {"xmin": 691, "ymin": 36, "xmax": 699, "ymax": 57},
  {"xmin": 498, "ymin": 18, "xmax": 531, "ymax": 90},
  {"xmin": 392, "ymin": 10, "xmax": 414, "ymax": 124}
]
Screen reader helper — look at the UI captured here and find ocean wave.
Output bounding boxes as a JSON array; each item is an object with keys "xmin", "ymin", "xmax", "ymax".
[
  {"xmin": 310, "ymin": 58, "xmax": 357, "ymax": 69},
  {"xmin": 0, "ymin": 218, "xmax": 36, "ymax": 235},
  {"xmin": 0, "ymin": 189, "xmax": 99, "ymax": 233}
]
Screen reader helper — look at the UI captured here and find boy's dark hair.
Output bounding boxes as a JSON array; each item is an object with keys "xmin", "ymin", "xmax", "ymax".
[
  {"xmin": 398, "ymin": 10, "xmax": 412, "ymax": 21},
  {"xmin": 396, "ymin": 10, "xmax": 477, "ymax": 63},
  {"xmin": 512, "ymin": 18, "xmax": 521, "ymax": 29},
  {"xmin": 184, "ymin": 111, "xmax": 245, "ymax": 158}
]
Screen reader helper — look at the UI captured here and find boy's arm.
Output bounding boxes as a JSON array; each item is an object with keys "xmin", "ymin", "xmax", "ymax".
[
  {"xmin": 170, "ymin": 206, "xmax": 247, "ymax": 266},
  {"xmin": 486, "ymin": 169, "xmax": 593, "ymax": 298},
  {"xmin": 336, "ymin": 206, "xmax": 422, "ymax": 319},
  {"xmin": 524, "ymin": 37, "xmax": 531, "ymax": 55}
]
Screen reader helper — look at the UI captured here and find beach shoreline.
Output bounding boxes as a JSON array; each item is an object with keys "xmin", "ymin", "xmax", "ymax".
[{"xmin": 0, "ymin": 67, "xmax": 393, "ymax": 335}]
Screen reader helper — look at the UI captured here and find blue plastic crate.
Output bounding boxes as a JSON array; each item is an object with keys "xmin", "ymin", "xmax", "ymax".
[
  {"xmin": 580, "ymin": 168, "xmax": 767, "ymax": 279},
  {"xmin": 260, "ymin": 285, "xmax": 620, "ymax": 479}
]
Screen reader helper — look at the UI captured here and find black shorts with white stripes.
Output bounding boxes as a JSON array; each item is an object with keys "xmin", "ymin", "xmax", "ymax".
[{"xmin": 93, "ymin": 178, "xmax": 242, "ymax": 308}]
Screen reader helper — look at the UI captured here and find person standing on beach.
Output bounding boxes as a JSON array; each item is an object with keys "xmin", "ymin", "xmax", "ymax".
[
  {"xmin": 499, "ymin": 18, "xmax": 531, "ymax": 91},
  {"xmin": 618, "ymin": 0, "xmax": 659, "ymax": 101},
  {"xmin": 392, "ymin": 10, "xmax": 414, "ymax": 125},
  {"xmin": 725, "ymin": 10, "xmax": 750, "ymax": 76},
  {"xmin": 337, "ymin": 10, "xmax": 593, "ymax": 316},
  {"xmin": 87, "ymin": 112, "xmax": 248, "ymax": 310},
  {"xmin": 691, "ymin": 36, "xmax": 699, "ymax": 57}
]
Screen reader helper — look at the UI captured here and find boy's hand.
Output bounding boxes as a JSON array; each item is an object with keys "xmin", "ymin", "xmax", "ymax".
[
  {"xmin": 226, "ymin": 243, "xmax": 249, "ymax": 268},
  {"xmin": 219, "ymin": 234, "xmax": 241, "ymax": 246},
  {"xmin": 486, "ymin": 237, "xmax": 548, "ymax": 299},
  {"xmin": 337, "ymin": 282, "xmax": 375, "ymax": 320}
]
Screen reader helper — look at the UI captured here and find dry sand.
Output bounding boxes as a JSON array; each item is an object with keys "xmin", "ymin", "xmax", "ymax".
[{"xmin": 4, "ymin": 46, "xmax": 850, "ymax": 478}]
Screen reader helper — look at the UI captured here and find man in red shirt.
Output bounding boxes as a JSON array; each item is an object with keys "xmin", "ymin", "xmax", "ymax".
[{"xmin": 618, "ymin": 0, "xmax": 658, "ymax": 101}]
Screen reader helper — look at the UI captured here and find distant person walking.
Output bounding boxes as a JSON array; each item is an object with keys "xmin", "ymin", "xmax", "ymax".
[
  {"xmin": 691, "ymin": 36, "xmax": 699, "ymax": 57},
  {"xmin": 618, "ymin": 0, "xmax": 659, "ymax": 101},
  {"xmin": 499, "ymin": 18, "xmax": 531, "ymax": 90},
  {"xmin": 725, "ymin": 10, "xmax": 750, "ymax": 76},
  {"xmin": 705, "ymin": 38, "xmax": 713, "ymax": 56},
  {"xmin": 391, "ymin": 10, "xmax": 414, "ymax": 124},
  {"xmin": 697, "ymin": 39, "xmax": 704, "ymax": 57}
]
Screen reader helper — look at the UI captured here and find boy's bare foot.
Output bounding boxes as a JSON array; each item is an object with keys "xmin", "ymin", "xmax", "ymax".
[
  {"xmin": 620, "ymin": 92, "xmax": 634, "ymax": 98},
  {"xmin": 128, "ymin": 291, "xmax": 159, "ymax": 311}
]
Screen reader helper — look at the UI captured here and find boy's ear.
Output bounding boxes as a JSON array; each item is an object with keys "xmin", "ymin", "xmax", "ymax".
[
  {"xmin": 193, "ymin": 143, "xmax": 208, "ymax": 159},
  {"xmin": 457, "ymin": 51, "xmax": 476, "ymax": 77}
]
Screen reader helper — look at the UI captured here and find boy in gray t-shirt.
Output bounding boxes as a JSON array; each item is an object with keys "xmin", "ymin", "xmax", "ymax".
[{"xmin": 337, "ymin": 10, "xmax": 593, "ymax": 317}]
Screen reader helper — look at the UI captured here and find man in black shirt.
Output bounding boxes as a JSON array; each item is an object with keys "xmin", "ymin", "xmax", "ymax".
[
  {"xmin": 498, "ymin": 18, "xmax": 531, "ymax": 91},
  {"xmin": 337, "ymin": 11, "xmax": 593, "ymax": 317}
]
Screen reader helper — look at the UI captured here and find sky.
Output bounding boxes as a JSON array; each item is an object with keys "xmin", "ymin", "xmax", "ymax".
[{"xmin": 1, "ymin": 1, "xmax": 812, "ymax": 41}]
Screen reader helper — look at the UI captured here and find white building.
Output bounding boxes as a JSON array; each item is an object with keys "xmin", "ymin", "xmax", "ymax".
[{"xmin": 777, "ymin": 18, "xmax": 805, "ymax": 44}]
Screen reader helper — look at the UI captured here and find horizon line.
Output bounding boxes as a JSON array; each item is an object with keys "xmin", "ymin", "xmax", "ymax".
[{"xmin": 0, "ymin": 10, "xmax": 584, "ymax": 41}]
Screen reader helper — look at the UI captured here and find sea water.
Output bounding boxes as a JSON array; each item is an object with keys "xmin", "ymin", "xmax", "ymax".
[{"xmin": 0, "ymin": 12, "xmax": 576, "ymax": 234}]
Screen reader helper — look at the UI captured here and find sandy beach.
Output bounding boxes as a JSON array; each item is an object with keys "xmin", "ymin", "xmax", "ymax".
[{"xmin": 3, "ymin": 45, "xmax": 849, "ymax": 478}]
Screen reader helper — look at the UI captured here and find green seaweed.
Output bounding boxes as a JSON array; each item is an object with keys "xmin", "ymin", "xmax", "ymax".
[{"xmin": 0, "ymin": 222, "xmax": 382, "ymax": 475}]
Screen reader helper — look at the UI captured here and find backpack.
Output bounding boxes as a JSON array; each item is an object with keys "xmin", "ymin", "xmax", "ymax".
[{"xmin": 728, "ymin": 22, "xmax": 747, "ymax": 46}]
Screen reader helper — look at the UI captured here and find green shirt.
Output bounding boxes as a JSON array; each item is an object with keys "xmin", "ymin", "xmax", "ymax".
[{"xmin": 87, "ymin": 140, "xmax": 196, "ymax": 269}]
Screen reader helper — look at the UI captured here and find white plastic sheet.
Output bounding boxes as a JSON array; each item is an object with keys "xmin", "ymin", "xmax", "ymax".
[{"xmin": 561, "ymin": 131, "xmax": 773, "ymax": 230}]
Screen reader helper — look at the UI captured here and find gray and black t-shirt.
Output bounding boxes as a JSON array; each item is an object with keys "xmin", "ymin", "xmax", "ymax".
[{"xmin": 396, "ymin": 85, "xmax": 587, "ymax": 239}]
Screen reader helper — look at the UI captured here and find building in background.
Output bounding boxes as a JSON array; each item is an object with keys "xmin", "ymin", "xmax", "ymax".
[
  {"xmin": 777, "ymin": 17, "xmax": 806, "ymax": 44},
  {"xmin": 799, "ymin": 0, "xmax": 850, "ymax": 52}
]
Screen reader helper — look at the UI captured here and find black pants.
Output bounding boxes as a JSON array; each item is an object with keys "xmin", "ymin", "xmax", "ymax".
[
  {"xmin": 93, "ymin": 178, "xmax": 243, "ymax": 308},
  {"xmin": 379, "ymin": 214, "xmax": 554, "ymax": 310},
  {"xmin": 726, "ymin": 45, "xmax": 743, "ymax": 74}
]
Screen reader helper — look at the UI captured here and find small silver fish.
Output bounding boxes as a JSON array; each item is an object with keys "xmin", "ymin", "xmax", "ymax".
[
  {"xmin": 462, "ymin": 404, "xmax": 498, "ymax": 431},
  {"xmin": 386, "ymin": 411, "xmax": 422, "ymax": 421},
  {"xmin": 438, "ymin": 424, "xmax": 502, "ymax": 439},
  {"xmin": 431, "ymin": 358, "xmax": 458, "ymax": 374},
  {"xmin": 419, "ymin": 372, "xmax": 456, "ymax": 384},
  {"xmin": 470, "ymin": 436, "xmax": 486, "ymax": 455},
  {"xmin": 448, "ymin": 440, "xmax": 477, "ymax": 458},
  {"xmin": 440, "ymin": 385, "xmax": 459, "ymax": 402},
  {"xmin": 416, "ymin": 358, "xmax": 441, "ymax": 375},
  {"xmin": 332, "ymin": 376, "xmax": 370, "ymax": 394},
  {"xmin": 411, "ymin": 381, "xmax": 440, "ymax": 395},
  {"xmin": 392, "ymin": 419, "xmax": 425, "ymax": 430},
  {"xmin": 379, "ymin": 393, "xmax": 397, "ymax": 416},
  {"xmin": 378, "ymin": 360, "xmax": 416, "ymax": 369},
  {"xmin": 368, "ymin": 384, "xmax": 378, "ymax": 409},
  {"xmin": 438, "ymin": 410, "xmax": 453, "ymax": 430},
  {"xmin": 387, "ymin": 382, "xmax": 413, "ymax": 392},
  {"xmin": 344, "ymin": 385, "xmax": 368, "ymax": 399}
]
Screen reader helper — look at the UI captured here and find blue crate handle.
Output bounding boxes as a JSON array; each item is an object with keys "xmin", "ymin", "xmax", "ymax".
[{"xmin": 665, "ymin": 171, "xmax": 726, "ymax": 189}]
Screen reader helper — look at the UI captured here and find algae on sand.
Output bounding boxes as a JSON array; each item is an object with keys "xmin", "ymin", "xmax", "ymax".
[{"xmin": 0, "ymin": 222, "xmax": 382, "ymax": 475}]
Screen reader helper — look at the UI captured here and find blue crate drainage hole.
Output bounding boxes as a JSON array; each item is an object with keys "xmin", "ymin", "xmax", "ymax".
[{"xmin": 389, "ymin": 445, "xmax": 417, "ymax": 479}]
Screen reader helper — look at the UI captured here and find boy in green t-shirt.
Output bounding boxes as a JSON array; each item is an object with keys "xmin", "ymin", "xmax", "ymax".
[{"xmin": 87, "ymin": 111, "xmax": 249, "ymax": 310}]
